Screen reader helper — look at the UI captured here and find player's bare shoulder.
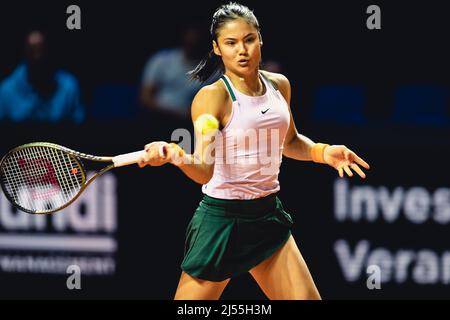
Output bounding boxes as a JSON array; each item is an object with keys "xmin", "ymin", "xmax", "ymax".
[
  {"xmin": 191, "ymin": 79, "xmax": 230, "ymax": 121},
  {"xmin": 260, "ymin": 70, "xmax": 290, "ymax": 90},
  {"xmin": 260, "ymin": 70, "xmax": 291, "ymax": 102}
]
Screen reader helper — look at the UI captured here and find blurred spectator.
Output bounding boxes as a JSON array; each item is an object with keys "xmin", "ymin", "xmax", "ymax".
[
  {"xmin": 140, "ymin": 24, "xmax": 206, "ymax": 120},
  {"xmin": 261, "ymin": 59, "xmax": 283, "ymax": 73},
  {"xmin": 0, "ymin": 30, "xmax": 85, "ymax": 123}
]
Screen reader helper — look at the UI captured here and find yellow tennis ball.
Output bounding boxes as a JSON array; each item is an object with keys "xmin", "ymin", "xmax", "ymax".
[{"xmin": 195, "ymin": 114, "xmax": 219, "ymax": 134}]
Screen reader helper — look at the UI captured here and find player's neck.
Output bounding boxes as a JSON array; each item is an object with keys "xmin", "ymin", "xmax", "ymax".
[{"xmin": 225, "ymin": 70, "xmax": 264, "ymax": 96}]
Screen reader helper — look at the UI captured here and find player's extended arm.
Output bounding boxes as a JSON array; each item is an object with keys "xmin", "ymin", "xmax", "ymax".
[
  {"xmin": 138, "ymin": 84, "xmax": 227, "ymax": 185},
  {"xmin": 272, "ymin": 73, "xmax": 370, "ymax": 178}
]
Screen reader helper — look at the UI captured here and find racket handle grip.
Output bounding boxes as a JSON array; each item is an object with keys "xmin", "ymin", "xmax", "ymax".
[{"xmin": 112, "ymin": 150, "xmax": 145, "ymax": 167}]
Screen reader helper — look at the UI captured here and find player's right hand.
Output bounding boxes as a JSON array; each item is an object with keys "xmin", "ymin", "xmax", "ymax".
[{"xmin": 138, "ymin": 141, "xmax": 170, "ymax": 167}]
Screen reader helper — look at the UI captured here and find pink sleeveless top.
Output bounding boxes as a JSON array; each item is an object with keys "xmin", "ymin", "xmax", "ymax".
[{"xmin": 202, "ymin": 73, "xmax": 290, "ymax": 200}]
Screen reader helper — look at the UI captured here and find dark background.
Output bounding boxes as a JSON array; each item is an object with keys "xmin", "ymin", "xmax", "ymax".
[
  {"xmin": 1, "ymin": 0, "xmax": 448, "ymax": 124},
  {"xmin": 0, "ymin": 0, "xmax": 449, "ymax": 299}
]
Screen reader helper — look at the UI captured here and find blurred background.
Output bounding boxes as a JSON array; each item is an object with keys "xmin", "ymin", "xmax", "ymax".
[{"xmin": 0, "ymin": 0, "xmax": 449, "ymax": 299}]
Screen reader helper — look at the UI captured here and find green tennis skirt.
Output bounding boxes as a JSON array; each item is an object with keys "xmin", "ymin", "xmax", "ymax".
[{"xmin": 181, "ymin": 192, "xmax": 294, "ymax": 282}]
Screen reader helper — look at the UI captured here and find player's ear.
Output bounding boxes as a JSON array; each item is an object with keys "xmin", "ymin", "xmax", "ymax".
[
  {"xmin": 258, "ymin": 32, "xmax": 263, "ymax": 46},
  {"xmin": 212, "ymin": 40, "xmax": 221, "ymax": 56}
]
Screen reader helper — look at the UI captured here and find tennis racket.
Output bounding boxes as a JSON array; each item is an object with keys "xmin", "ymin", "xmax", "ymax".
[{"xmin": 0, "ymin": 142, "xmax": 154, "ymax": 214}]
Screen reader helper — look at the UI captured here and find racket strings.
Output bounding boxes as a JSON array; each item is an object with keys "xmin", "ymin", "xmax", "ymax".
[{"xmin": 1, "ymin": 146, "xmax": 84, "ymax": 213}]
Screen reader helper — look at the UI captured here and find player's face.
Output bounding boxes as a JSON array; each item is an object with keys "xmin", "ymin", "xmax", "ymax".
[{"xmin": 213, "ymin": 18, "xmax": 262, "ymax": 76}]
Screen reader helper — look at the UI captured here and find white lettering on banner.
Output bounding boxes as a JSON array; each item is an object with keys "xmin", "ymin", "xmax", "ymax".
[
  {"xmin": 432, "ymin": 188, "xmax": 450, "ymax": 224},
  {"xmin": 334, "ymin": 240, "xmax": 450, "ymax": 285},
  {"xmin": 334, "ymin": 239, "xmax": 369, "ymax": 282},
  {"xmin": 0, "ymin": 173, "xmax": 118, "ymax": 276},
  {"xmin": 334, "ymin": 179, "xmax": 450, "ymax": 224},
  {"xmin": 404, "ymin": 188, "xmax": 430, "ymax": 224},
  {"xmin": 0, "ymin": 172, "xmax": 117, "ymax": 233},
  {"xmin": 0, "ymin": 255, "xmax": 115, "ymax": 275},
  {"xmin": 0, "ymin": 234, "xmax": 116, "ymax": 252},
  {"xmin": 102, "ymin": 174, "xmax": 118, "ymax": 232}
]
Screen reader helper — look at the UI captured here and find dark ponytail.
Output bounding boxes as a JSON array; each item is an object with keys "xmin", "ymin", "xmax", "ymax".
[
  {"xmin": 188, "ymin": 2, "xmax": 261, "ymax": 83},
  {"xmin": 188, "ymin": 49, "xmax": 223, "ymax": 83}
]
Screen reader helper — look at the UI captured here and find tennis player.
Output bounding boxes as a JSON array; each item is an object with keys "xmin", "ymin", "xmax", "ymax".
[{"xmin": 138, "ymin": 2, "xmax": 370, "ymax": 300}]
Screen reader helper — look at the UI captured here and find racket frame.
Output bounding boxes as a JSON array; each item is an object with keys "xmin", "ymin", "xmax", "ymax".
[{"xmin": 0, "ymin": 142, "xmax": 116, "ymax": 214}]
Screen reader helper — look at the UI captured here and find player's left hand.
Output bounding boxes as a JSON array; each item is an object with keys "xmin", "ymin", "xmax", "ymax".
[{"xmin": 323, "ymin": 145, "xmax": 370, "ymax": 178}]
